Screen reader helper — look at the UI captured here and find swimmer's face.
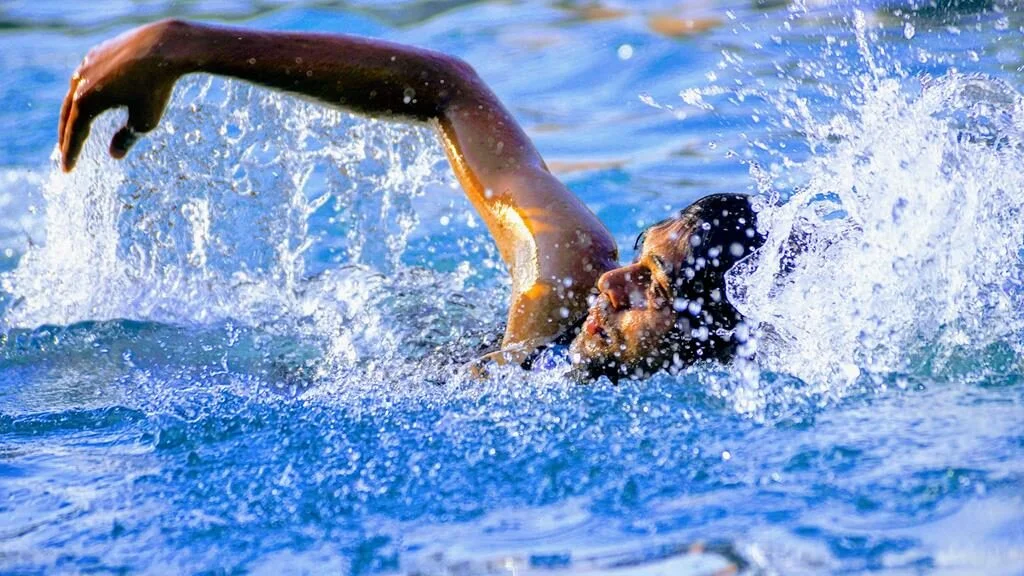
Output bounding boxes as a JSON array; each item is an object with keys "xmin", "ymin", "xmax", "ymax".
[{"xmin": 570, "ymin": 219, "xmax": 691, "ymax": 380}]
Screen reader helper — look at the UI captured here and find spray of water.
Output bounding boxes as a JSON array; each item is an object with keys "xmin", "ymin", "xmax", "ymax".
[
  {"xmin": 4, "ymin": 29, "xmax": 1023, "ymax": 412},
  {"xmin": 0, "ymin": 77, "xmax": 507, "ymax": 393},
  {"xmin": 728, "ymin": 70, "xmax": 1024, "ymax": 393}
]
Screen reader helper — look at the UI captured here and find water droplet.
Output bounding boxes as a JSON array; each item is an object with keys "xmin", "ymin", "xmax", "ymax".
[
  {"xmin": 617, "ymin": 44, "xmax": 634, "ymax": 60},
  {"xmin": 903, "ymin": 22, "xmax": 915, "ymax": 40}
]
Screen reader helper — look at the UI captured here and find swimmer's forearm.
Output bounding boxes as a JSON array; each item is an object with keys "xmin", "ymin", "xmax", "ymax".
[
  {"xmin": 161, "ymin": 20, "xmax": 549, "ymax": 179},
  {"xmin": 161, "ymin": 20, "xmax": 486, "ymax": 123}
]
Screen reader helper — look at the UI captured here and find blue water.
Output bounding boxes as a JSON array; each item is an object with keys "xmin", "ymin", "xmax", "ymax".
[{"xmin": 2, "ymin": 1, "xmax": 1024, "ymax": 574}]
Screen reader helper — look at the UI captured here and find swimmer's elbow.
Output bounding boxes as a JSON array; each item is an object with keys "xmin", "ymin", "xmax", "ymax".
[
  {"xmin": 432, "ymin": 54, "xmax": 491, "ymax": 112},
  {"xmin": 443, "ymin": 54, "xmax": 479, "ymax": 85}
]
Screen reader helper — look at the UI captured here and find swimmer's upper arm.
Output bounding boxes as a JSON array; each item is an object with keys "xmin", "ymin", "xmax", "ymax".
[{"xmin": 434, "ymin": 82, "xmax": 617, "ymax": 347}]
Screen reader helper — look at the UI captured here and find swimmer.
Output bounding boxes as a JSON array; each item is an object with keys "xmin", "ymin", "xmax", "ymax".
[{"xmin": 57, "ymin": 19, "xmax": 765, "ymax": 381}]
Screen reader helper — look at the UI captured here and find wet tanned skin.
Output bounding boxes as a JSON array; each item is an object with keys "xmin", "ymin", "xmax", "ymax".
[
  {"xmin": 570, "ymin": 218, "xmax": 694, "ymax": 380},
  {"xmin": 57, "ymin": 19, "xmax": 696, "ymax": 375}
]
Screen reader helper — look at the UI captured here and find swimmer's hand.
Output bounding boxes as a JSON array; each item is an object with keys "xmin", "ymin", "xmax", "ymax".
[
  {"xmin": 59, "ymin": 20, "xmax": 182, "ymax": 172},
  {"xmin": 462, "ymin": 341, "xmax": 541, "ymax": 379}
]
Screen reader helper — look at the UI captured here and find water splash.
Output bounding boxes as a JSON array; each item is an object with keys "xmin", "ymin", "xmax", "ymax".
[
  {"xmin": 0, "ymin": 77, "xmax": 505, "ymax": 386},
  {"xmin": 729, "ymin": 71, "xmax": 1024, "ymax": 392},
  {"xmin": 4, "ymin": 37, "xmax": 1023, "ymax": 416}
]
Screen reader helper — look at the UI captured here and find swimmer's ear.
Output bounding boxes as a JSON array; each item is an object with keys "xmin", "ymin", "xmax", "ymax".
[{"xmin": 109, "ymin": 84, "xmax": 173, "ymax": 160}]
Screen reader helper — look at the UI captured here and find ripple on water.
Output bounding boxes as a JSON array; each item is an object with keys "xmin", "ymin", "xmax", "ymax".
[{"xmin": 2, "ymin": 2, "xmax": 1024, "ymax": 574}]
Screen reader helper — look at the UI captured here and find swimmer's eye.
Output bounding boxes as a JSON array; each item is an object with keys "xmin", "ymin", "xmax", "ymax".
[
  {"xmin": 647, "ymin": 256, "xmax": 671, "ymax": 303},
  {"xmin": 649, "ymin": 255, "xmax": 672, "ymax": 302},
  {"xmin": 651, "ymin": 282, "xmax": 670, "ymax": 304}
]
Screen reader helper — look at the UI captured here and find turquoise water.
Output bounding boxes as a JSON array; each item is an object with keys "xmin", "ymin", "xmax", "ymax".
[{"xmin": 2, "ymin": 0, "xmax": 1024, "ymax": 573}]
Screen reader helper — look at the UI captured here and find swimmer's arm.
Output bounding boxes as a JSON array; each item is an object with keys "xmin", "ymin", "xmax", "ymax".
[{"xmin": 59, "ymin": 19, "xmax": 617, "ymax": 350}]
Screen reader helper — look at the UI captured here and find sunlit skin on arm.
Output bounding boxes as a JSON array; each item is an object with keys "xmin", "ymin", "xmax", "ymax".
[{"xmin": 57, "ymin": 19, "xmax": 618, "ymax": 359}]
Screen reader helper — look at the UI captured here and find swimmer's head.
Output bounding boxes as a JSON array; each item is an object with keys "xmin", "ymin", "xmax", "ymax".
[{"xmin": 569, "ymin": 193, "xmax": 765, "ymax": 382}]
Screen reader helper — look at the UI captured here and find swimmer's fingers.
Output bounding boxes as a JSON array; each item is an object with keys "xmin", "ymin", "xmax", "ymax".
[
  {"xmin": 110, "ymin": 84, "xmax": 173, "ymax": 160},
  {"xmin": 58, "ymin": 71, "xmax": 90, "ymax": 172},
  {"xmin": 463, "ymin": 346, "xmax": 532, "ymax": 379},
  {"xmin": 60, "ymin": 90, "xmax": 96, "ymax": 173},
  {"xmin": 461, "ymin": 356, "xmax": 492, "ymax": 380},
  {"xmin": 57, "ymin": 75, "xmax": 74, "ymax": 152}
]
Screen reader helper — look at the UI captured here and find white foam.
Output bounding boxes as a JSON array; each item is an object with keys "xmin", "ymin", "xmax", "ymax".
[
  {"xmin": 0, "ymin": 77, "xmax": 509, "ymax": 389},
  {"xmin": 729, "ymin": 72, "xmax": 1024, "ymax": 394}
]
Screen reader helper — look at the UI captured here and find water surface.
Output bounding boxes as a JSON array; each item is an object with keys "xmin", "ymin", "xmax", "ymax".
[{"xmin": 1, "ymin": 0, "xmax": 1023, "ymax": 573}]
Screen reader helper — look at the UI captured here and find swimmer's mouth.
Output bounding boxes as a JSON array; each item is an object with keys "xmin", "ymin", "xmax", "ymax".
[{"xmin": 583, "ymin": 305, "xmax": 611, "ymax": 343}]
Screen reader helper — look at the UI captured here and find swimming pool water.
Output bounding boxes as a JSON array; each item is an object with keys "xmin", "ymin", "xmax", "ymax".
[{"xmin": 1, "ymin": 1, "xmax": 1023, "ymax": 573}]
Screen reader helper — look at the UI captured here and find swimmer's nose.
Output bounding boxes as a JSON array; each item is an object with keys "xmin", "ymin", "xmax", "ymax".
[{"xmin": 597, "ymin": 264, "xmax": 643, "ymax": 311}]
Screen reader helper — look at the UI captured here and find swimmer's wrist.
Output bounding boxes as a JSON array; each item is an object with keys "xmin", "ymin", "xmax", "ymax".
[{"xmin": 146, "ymin": 19, "xmax": 213, "ymax": 77}]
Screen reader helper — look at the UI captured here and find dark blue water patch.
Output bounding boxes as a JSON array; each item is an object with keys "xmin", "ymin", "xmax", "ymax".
[
  {"xmin": 1, "ymin": 317, "xmax": 1015, "ymax": 564},
  {"xmin": 2, "ymin": 320, "xmax": 169, "ymax": 356},
  {"xmin": 0, "ymin": 57, "xmax": 67, "ymax": 167},
  {"xmin": 255, "ymin": 6, "xmax": 387, "ymax": 37},
  {"xmin": 793, "ymin": 523, "xmax": 931, "ymax": 571},
  {"xmin": 896, "ymin": 0, "xmax": 1012, "ymax": 21},
  {"xmin": 1, "ymin": 352, "xmax": 1021, "ymax": 573},
  {"xmin": 0, "ymin": 406, "xmax": 147, "ymax": 438},
  {"xmin": 0, "ymin": 320, "xmax": 313, "ymax": 374},
  {"xmin": 141, "ymin": 381, "xmax": 720, "ymax": 520},
  {"xmin": 782, "ymin": 444, "xmax": 868, "ymax": 475}
]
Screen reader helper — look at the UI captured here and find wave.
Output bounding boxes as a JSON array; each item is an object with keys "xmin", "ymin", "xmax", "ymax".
[
  {"xmin": 3, "ymin": 31, "xmax": 1023, "ymax": 413},
  {"xmin": 730, "ymin": 67, "xmax": 1024, "ymax": 393},
  {"xmin": 0, "ymin": 77, "xmax": 507, "ymax": 388}
]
